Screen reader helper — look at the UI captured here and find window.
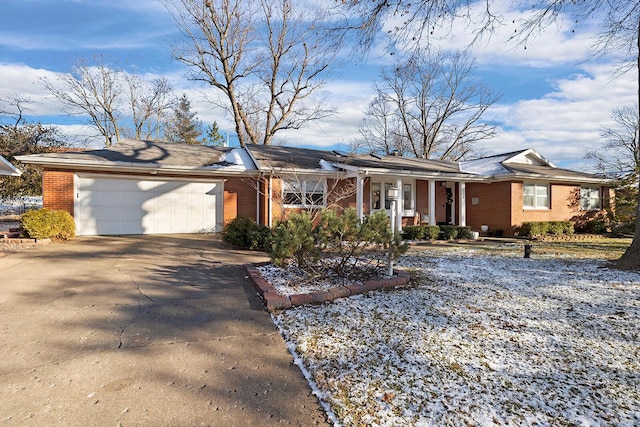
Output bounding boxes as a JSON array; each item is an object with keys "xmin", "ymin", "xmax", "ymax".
[
  {"xmin": 403, "ymin": 184, "xmax": 412, "ymax": 211},
  {"xmin": 580, "ymin": 186, "xmax": 601, "ymax": 210},
  {"xmin": 523, "ymin": 183, "xmax": 549, "ymax": 209},
  {"xmin": 283, "ymin": 179, "xmax": 325, "ymax": 207},
  {"xmin": 371, "ymin": 180, "xmax": 414, "ymax": 213},
  {"xmin": 372, "ymin": 183, "xmax": 381, "ymax": 209}
]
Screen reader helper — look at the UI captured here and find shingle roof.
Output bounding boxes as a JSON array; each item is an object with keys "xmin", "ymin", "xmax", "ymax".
[
  {"xmin": 17, "ymin": 139, "xmax": 609, "ymax": 184},
  {"xmin": 503, "ymin": 163, "xmax": 605, "ymax": 181},
  {"xmin": 24, "ymin": 139, "xmax": 234, "ymax": 168},
  {"xmin": 246, "ymin": 144, "xmax": 342, "ymax": 171}
]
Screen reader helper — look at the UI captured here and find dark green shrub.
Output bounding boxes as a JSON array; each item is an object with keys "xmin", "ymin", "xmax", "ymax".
[
  {"xmin": 456, "ymin": 226, "xmax": 472, "ymax": 239},
  {"xmin": 519, "ymin": 221, "xmax": 575, "ymax": 238},
  {"xmin": 21, "ymin": 208, "xmax": 75, "ymax": 240},
  {"xmin": 269, "ymin": 211, "xmax": 318, "ymax": 268},
  {"xmin": 222, "ymin": 216, "xmax": 271, "ymax": 250},
  {"xmin": 402, "ymin": 225, "xmax": 439, "ymax": 241},
  {"xmin": 582, "ymin": 218, "xmax": 608, "ymax": 234},
  {"xmin": 269, "ymin": 208, "xmax": 408, "ymax": 279},
  {"xmin": 519, "ymin": 221, "xmax": 549, "ymax": 238},
  {"xmin": 423, "ymin": 225, "xmax": 440, "ymax": 240},
  {"xmin": 611, "ymin": 221, "xmax": 634, "ymax": 237},
  {"xmin": 402, "ymin": 225, "xmax": 423, "ymax": 240},
  {"xmin": 547, "ymin": 221, "xmax": 565, "ymax": 235},
  {"xmin": 439, "ymin": 225, "xmax": 458, "ymax": 240}
]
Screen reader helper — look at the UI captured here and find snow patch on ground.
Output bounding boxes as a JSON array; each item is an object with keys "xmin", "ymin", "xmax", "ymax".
[
  {"xmin": 272, "ymin": 250, "xmax": 640, "ymax": 426},
  {"xmin": 0, "ymin": 196, "xmax": 42, "ymax": 216}
]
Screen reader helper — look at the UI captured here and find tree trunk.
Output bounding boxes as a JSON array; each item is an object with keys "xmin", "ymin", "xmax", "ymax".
[{"xmin": 615, "ymin": 20, "xmax": 640, "ymax": 270}]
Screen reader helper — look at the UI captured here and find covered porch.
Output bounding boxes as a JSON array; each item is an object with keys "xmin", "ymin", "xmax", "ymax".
[{"xmin": 353, "ymin": 175, "xmax": 474, "ymax": 233}]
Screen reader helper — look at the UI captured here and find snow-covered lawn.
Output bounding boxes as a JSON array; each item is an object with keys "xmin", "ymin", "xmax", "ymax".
[{"xmin": 270, "ymin": 249, "xmax": 640, "ymax": 426}]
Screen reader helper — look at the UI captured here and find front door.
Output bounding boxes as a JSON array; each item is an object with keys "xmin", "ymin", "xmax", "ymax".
[{"xmin": 445, "ymin": 186, "xmax": 454, "ymax": 224}]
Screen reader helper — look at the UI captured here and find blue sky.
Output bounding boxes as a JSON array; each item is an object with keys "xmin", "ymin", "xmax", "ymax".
[{"xmin": 0, "ymin": 0, "xmax": 637, "ymax": 170}]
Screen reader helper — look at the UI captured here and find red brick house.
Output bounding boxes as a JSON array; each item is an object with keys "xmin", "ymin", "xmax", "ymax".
[{"xmin": 18, "ymin": 139, "xmax": 611, "ymax": 236}]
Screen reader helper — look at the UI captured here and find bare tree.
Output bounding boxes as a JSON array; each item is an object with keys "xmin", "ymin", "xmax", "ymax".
[
  {"xmin": 42, "ymin": 58, "xmax": 173, "ymax": 147},
  {"xmin": 123, "ymin": 74, "xmax": 174, "ymax": 141},
  {"xmin": 588, "ymin": 106, "xmax": 640, "ymax": 180},
  {"xmin": 163, "ymin": 0, "xmax": 340, "ymax": 146},
  {"xmin": 354, "ymin": 91, "xmax": 409, "ymax": 156},
  {"xmin": 360, "ymin": 49, "xmax": 498, "ymax": 160},
  {"xmin": 0, "ymin": 96, "xmax": 68, "ymax": 199}
]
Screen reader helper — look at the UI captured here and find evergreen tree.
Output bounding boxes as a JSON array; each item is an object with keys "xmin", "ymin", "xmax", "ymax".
[
  {"xmin": 166, "ymin": 93, "xmax": 203, "ymax": 145},
  {"xmin": 205, "ymin": 121, "xmax": 225, "ymax": 146}
]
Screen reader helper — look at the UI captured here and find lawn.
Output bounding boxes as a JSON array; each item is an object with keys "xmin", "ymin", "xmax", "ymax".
[{"xmin": 268, "ymin": 242, "xmax": 640, "ymax": 426}]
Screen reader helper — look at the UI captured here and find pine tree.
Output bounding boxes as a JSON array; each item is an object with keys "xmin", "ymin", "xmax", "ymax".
[
  {"xmin": 205, "ymin": 121, "xmax": 225, "ymax": 146},
  {"xmin": 166, "ymin": 93, "xmax": 202, "ymax": 145}
]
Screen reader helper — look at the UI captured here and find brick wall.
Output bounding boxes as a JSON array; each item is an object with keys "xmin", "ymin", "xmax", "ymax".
[
  {"xmin": 224, "ymin": 177, "xmax": 258, "ymax": 225},
  {"xmin": 465, "ymin": 181, "xmax": 512, "ymax": 234},
  {"xmin": 42, "ymin": 170, "xmax": 74, "ymax": 216},
  {"xmin": 511, "ymin": 182, "xmax": 580, "ymax": 227}
]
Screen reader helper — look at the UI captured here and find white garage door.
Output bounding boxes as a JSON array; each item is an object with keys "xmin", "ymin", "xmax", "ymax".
[{"xmin": 74, "ymin": 175, "xmax": 223, "ymax": 236}]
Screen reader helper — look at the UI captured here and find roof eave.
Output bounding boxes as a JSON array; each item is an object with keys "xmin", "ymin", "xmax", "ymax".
[{"xmin": 16, "ymin": 156, "xmax": 257, "ymax": 176}]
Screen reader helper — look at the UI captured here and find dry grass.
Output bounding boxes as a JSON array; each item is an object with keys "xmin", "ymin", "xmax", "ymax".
[{"xmin": 409, "ymin": 236, "xmax": 632, "ymax": 261}]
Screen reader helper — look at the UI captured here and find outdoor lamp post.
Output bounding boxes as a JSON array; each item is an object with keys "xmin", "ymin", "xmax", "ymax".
[{"xmin": 386, "ymin": 187, "xmax": 399, "ymax": 277}]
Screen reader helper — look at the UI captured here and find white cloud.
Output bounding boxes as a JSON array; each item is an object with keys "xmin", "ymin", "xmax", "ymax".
[{"xmin": 483, "ymin": 64, "xmax": 637, "ymax": 169}]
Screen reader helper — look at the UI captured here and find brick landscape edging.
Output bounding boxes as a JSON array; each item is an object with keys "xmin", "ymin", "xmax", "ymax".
[{"xmin": 244, "ymin": 262, "xmax": 411, "ymax": 312}]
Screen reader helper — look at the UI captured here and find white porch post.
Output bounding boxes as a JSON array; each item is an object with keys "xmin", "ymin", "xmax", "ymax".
[
  {"xmin": 459, "ymin": 181, "xmax": 466, "ymax": 226},
  {"xmin": 396, "ymin": 177, "xmax": 402, "ymax": 232},
  {"xmin": 356, "ymin": 173, "xmax": 364, "ymax": 222},
  {"xmin": 429, "ymin": 180, "xmax": 436, "ymax": 225},
  {"xmin": 268, "ymin": 174, "xmax": 273, "ymax": 228}
]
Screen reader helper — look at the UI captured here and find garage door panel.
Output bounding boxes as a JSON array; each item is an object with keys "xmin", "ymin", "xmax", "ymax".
[{"xmin": 75, "ymin": 176, "xmax": 222, "ymax": 236}]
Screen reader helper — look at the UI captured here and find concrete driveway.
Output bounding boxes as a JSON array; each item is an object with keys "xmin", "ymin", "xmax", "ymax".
[{"xmin": 0, "ymin": 235, "xmax": 328, "ymax": 426}]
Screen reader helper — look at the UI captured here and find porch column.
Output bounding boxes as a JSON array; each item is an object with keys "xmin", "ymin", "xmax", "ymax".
[
  {"xmin": 396, "ymin": 177, "xmax": 403, "ymax": 232},
  {"xmin": 429, "ymin": 180, "xmax": 436, "ymax": 225},
  {"xmin": 356, "ymin": 173, "xmax": 363, "ymax": 222},
  {"xmin": 459, "ymin": 181, "xmax": 466, "ymax": 226},
  {"xmin": 268, "ymin": 174, "xmax": 273, "ymax": 228}
]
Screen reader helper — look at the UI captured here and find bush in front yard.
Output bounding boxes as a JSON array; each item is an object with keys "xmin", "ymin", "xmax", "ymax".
[
  {"xmin": 269, "ymin": 208, "xmax": 408, "ymax": 279},
  {"xmin": 222, "ymin": 216, "xmax": 271, "ymax": 250},
  {"xmin": 21, "ymin": 208, "xmax": 75, "ymax": 240},
  {"xmin": 439, "ymin": 225, "xmax": 458, "ymax": 240},
  {"xmin": 519, "ymin": 221, "xmax": 574, "ymax": 238}
]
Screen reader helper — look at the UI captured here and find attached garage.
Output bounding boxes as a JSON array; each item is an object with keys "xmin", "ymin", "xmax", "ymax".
[{"xmin": 74, "ymin": 175, "xmax": 223, "ymax": 236}]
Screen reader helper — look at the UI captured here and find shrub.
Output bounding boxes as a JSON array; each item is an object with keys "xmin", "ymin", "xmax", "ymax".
[
  {"xmin": 402, "ymin": 225, "xmax": 423, "ymax": 240},
  {"xmin": 268, "ymin": 208, "xmax": 408, "ymax": 280},
  {"xmin": 423, "ymin": 225, "xmax": 440, "ymax": 240},
  {"xmin": 519, "ymin": 221, "xmax": 548, "ymax": 238},
  {"xmin": 20, "ymin": 208, "xmax": 75, "ymax": 240},
  {"xmin": 222, "ymin": 216, "xmax": 271, "ymax": 250},
  {"xmin": 439, "ymin": 225, "xmax": 458, "ymax": 240},
  {"xmin": 455, "ymin": 226, "xmax": 473, "ymax": 239},
  {"xmin": 402, "ymin": 225, "xmax": 440, "ymax": 241},
  {"xmin": 581, "ymin": 218, "xmax": 608, "ymax": 234},
  {"xmin": 547, "ymin": 221, "xmax": 565, "ymax": 235},
  {"xmin": 269, "ymin": 211, "xmax": 318, "ymax": 268},
  {"xmin": 519, "ymin": 221, "xmax": 575, "ymax": 238}
]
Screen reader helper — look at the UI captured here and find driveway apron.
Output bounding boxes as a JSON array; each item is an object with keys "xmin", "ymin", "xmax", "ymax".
[{"xmin": 0, "ymin": 235, "xmax": 328, "ymax": 426}]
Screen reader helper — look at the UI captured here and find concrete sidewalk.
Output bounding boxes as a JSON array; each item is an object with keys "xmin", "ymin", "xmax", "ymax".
[{"xmin": 0, "ymin": 235, "xmax": 328, "ymax": 426}]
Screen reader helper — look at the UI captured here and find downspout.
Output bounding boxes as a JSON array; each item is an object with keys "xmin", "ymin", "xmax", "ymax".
[{"xmin": 256, "ymin": 174, "xmax": 261, "ymax": 224}]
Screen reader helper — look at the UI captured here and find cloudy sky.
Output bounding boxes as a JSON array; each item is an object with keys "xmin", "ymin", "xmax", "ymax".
[{"xmin": 0, "ymin": 0, "xmax": 637, "ymax": 170}]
